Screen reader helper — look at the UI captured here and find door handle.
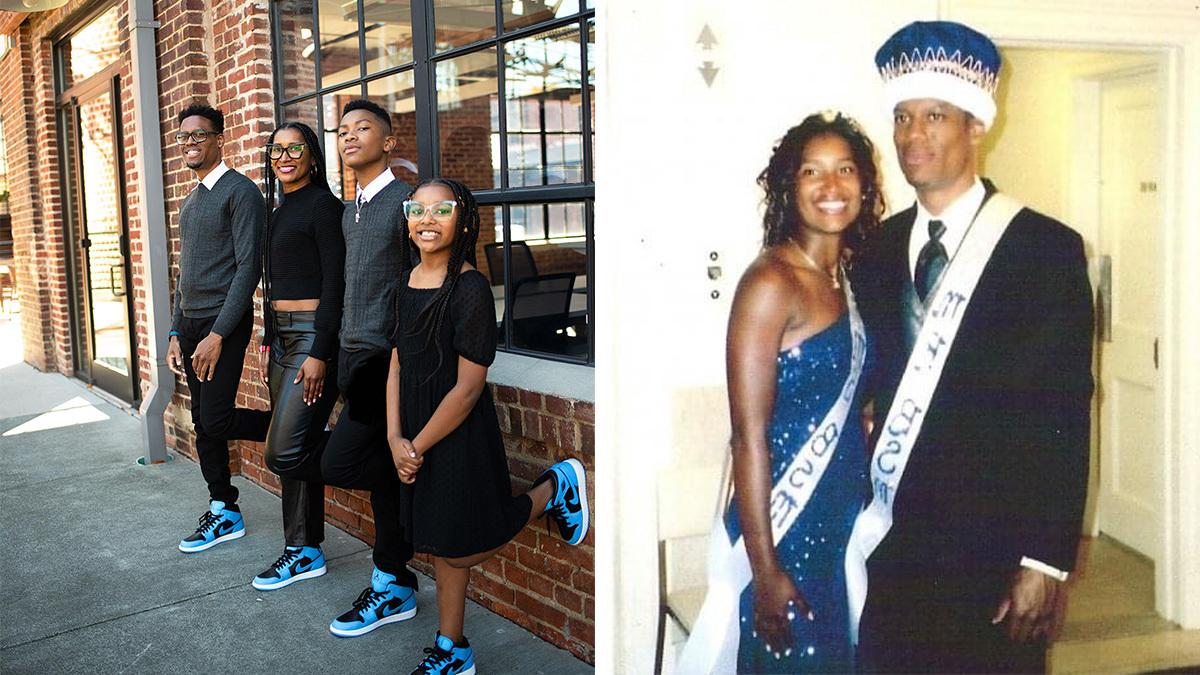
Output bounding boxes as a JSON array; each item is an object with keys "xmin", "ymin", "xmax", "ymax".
[
  {"xmin": 109, "ymin": 264, "xmax": 125, "ymax": 297},
  {"xmin": 1098, "ymin": 255, "xmax": 1112, "ymax": 342},
  {"xmin": 1154, "ymin": 338, "xmax": 1159, "ymax": 370}
]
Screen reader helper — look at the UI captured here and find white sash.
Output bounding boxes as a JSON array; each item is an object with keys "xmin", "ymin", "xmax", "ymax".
[
  {"xmin": 844, "ymin": 193, "xmax": 1024, "ymax": 643},
  {"xmin": 678, "ymin": 278, "xmax": 867, "ymax": 674}
]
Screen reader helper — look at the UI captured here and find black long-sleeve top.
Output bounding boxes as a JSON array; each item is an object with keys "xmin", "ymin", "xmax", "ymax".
[{"xmin": 263, "ymin": 181, "xmax": 346, "ymax": 359}]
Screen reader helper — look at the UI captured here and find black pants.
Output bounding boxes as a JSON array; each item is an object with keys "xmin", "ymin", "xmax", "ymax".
[
  {"xmin": 177, "ymin": 311, "xmax": 272, "ymax": 505},
  {"xmin": 857, "ymin": 565, "xmax": 1046, "ymax": 674},
  {"xmin": 266, "ymin": 310, "xmax": 338, "ymax": 547},
  {"xmin": 321, "ymin": 349, "xmax": 417, "ymax": 588}
]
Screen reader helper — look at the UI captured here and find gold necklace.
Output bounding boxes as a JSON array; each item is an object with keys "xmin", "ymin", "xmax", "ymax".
[{"xmin": 793, "ymin": 243, "xmax": 841, "ymax": 289}]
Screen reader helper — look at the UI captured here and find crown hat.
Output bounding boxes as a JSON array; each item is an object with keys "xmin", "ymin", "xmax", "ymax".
[{"xmin": 875, "ymin": 21, "xmax": 1002, "ymax": 129}]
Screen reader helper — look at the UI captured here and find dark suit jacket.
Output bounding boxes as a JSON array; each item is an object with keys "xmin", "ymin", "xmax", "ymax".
[{"xmin": 850, "ymin": 185, "xmax": 1094, "ymax": 653}]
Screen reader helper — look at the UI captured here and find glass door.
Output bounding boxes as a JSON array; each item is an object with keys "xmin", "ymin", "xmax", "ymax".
[{"xmin": 60, "ymin": 75, "xmax": 137, "ymax": 402}]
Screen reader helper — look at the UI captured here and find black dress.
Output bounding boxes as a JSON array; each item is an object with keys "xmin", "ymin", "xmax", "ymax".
[{"xmin": 393, "ymin": 268, "xmax": 531, "ymax": 558}]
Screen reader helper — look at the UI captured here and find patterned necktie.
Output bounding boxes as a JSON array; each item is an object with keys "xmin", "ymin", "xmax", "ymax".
[
  {"xmin": 355, "ymin": 192, "xmax": 364, "ymax": 223},
  {"xmin": 914, "ymin": 219, "xmax": 948, "ymax": 302}
]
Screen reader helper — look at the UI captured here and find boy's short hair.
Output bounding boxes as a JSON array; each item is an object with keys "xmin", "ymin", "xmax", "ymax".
[
  {"xmin": 341, "ymin": 99, "xmax": 393, "ymax": 134},
  {"xmin": 177, "ymin": 102, "xmax": 224, "ymax": 133}
]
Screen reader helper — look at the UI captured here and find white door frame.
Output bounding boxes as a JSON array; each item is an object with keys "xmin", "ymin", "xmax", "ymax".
[{"xmin": 948, "ymin": 0, "xmax": 1200, "ymax": 630}]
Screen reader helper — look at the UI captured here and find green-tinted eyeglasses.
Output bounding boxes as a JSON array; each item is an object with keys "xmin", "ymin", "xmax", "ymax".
[
  {"xmin": 266, "ymin": 143, "xmax": 307, "ymax": 160},
  {"xmin": 402, "ymin": 200, "xmax": 456, "ymax": 220},
  {"xmin": 175, "ymin": 130, "xmax": 216, "ymax": 144}
]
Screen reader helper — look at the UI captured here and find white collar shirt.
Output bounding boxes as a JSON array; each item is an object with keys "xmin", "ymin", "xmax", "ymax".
[
  {"xmin": 907, "ymin": 177, "xmax": 986, "ymax": 279},
  {"xmin": 355, "ymin": 168, "xmax": 396, "ymax": 206},
  {"xmin": 198, "ymin": 160, "xmax": 230, "ymax": 191}
]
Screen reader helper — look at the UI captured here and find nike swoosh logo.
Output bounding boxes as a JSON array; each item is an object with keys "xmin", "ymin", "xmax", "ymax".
[
  {"xmin": 216, "ymin": 520, "xmax": 235, "ymax": 535},
  {"xmin": 564, "ymin": 486, "xmax": 580, "ymax": 512},
  {"xmin": 377, "ymin": 597, "xmax": 405, "ymax": 619},
  {"xmin": 294, "ymin": 556, "xmax": 317, "ymax": 573},
  {"xmin": 449, "ymin": 657, "xmax": 467, "ymax": 671}
]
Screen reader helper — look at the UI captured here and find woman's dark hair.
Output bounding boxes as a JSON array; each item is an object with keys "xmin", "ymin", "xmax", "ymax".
[
  {"xmin": 260, "ymin": 121, "xmax": 331, "ymax": 332},
  {"xmin": 757, "ymin": 111, "xmax": 885, "ymax": 253},
  {"xmin": 398, "ymin": 177, "xmax": 481, "ymax": 378}
]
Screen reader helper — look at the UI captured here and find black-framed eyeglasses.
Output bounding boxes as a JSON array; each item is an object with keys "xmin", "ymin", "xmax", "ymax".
[
  {"xmin": 174, "ymin": 130, "xmax": 216, "ymax": 145},
  {"xmin": 266, "ymin": 143, "xmax": 307, "ymax": 160}
]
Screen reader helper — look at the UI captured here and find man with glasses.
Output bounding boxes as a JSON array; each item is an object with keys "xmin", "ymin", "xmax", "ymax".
[{"xmin": 167, "ymin": 102, "xmax": 272, "ymax": 554}]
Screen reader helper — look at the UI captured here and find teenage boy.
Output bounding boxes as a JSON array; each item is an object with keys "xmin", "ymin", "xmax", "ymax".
[
  {"xmin": 167, "ymin": 102, "xmax": 272, "ymax": 553},
  {"xmin": 319, "ymin": 99, "xmax": 419, "ymax": 637}
]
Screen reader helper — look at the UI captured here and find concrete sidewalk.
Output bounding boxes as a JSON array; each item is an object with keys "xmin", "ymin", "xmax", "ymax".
[{"xmin": 0, "ymin": 344, "xmax": 591, "ymax": 672}]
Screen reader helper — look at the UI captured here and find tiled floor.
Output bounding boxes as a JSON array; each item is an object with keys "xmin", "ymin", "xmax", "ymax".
[{"xmin": 1050, "ymin": 536, "xmax": 1200, "ymax": 673}]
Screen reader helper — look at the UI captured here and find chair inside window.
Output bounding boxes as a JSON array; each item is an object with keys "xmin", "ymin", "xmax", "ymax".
[
  {"xmin": 510, "ymin": 272, "xmax": 574, "ymax": 352},
  {"xmin": 483, "ymin": 241, "xmax": 538, "ymax": 287}
]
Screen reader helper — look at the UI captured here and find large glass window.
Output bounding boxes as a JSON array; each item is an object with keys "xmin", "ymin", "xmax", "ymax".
[{"xmin": 271, "ymin": 0, "xmax": 594, "ymax": 363}]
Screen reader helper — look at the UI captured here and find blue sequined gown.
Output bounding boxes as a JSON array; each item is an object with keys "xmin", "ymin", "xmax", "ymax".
[{"xmin": 724, "ymin": 311, "xmax": 868, "ymax": 673}]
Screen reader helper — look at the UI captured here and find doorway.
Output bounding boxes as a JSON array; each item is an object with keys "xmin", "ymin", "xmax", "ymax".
[{"xmin": 56, "ymin": 5, "xmax": 138, "ymax": 403}]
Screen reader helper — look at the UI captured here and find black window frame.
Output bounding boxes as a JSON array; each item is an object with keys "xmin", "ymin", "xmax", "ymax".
[{"xmin": 269, "ymin": 0, "xmax": 595, "ymax": 366}]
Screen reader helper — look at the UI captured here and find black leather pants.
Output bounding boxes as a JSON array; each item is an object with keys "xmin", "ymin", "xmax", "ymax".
[{"xmin": 266, "ymin": 310, "xmax": 339, "ymax": 547}]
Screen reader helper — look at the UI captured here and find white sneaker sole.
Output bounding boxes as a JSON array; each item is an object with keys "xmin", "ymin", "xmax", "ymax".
[
  {"xmin": 328, "ymin": 604, "xmax": 418, "ymax": 637},
  {"xmin": 252, "ymin": 564, "xmax": 327, "ymax": 591},
  {"xmin": 561, "ymin": 458, "xmax": 589, "ymax": 546},
  {"xmin": 178, "ymin": 526, "xmax": 245, "ymax": 553},
  {"xmin": 458, "ymin": 665, "xmax": 476, "ymax": 675}
]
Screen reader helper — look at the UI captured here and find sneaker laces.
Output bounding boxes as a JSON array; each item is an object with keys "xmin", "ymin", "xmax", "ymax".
[
  {"xmin": 193, "ymin": 509, "xmax": 220, "ymax": 535},
  {"xmin": 268, "ymin": 548, "xmax": 302, "ymax": 573},
  {"xmin": 350, "ymin": 586, "xmax": 386, "ymax": 617},
  {"xmin": 414, "ymin": 645, "xmax": 454, "ymax": 673}
]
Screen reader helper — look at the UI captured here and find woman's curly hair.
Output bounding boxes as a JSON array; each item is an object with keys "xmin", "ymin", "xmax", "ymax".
[{"xmin": 757, "ymin": 111, "xmax": 885, "ymax": 254}]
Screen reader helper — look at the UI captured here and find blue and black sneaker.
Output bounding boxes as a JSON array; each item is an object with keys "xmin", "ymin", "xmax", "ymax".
[
  {"xmin": 328, "ymin": 566, "xmax": 417, "ymax": 637},
  {"xmin": 178, "ymin": 500, "xmax": 245, "ymax": 553},
  {"xmin": 536, "ymin": 458, "xmax": 589, "ymax": 546},
  {"xmin": 252, "ymin": 545, "xmax": 327, "ymax": 591},
  {"xmin": 410, "ymin": 632, "xmax": 476, "ymax": 675}
]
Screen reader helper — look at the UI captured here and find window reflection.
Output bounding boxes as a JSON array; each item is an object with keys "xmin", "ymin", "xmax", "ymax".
[
  {"xmin": 62, "ymin": 6, "xmax": 121, "ymax": 89},
  {"xmin": 364, "ymin": 1, "xmax": 415, "ymax": 74},
  {"xmin": 504, "ymin": 26, "xmax": 585, "ymax": 187},
  {"xmin": 502, "ymin": 0, "xmax": 579, "ymax": 33},
  {"xmin": 318, "ymin": 0, "xmax": 361, "ymax": 89},
  {"xmin": 436, "ymin": 50, "xmax": 500, "ymax": 190},
  {"xmin": 433, "ymin": 0, "xmax": 496, "ymax": 53},
  {"xmin": 276, "ymin": 0, "xmax": 318, "ymax": 101},
  {"xmin": 321, "ymin": 84, "xmax": 363, "ymax": 199},
  {"xmin": 366, "ymin": 71, "xmax": 421, "ymax": 186}
]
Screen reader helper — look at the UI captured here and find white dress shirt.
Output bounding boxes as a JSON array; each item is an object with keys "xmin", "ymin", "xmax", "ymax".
[
  {"xmin": 908, "ymin": 176, "xmax": 1070, "ymax": 583},
  {"xmin": 198, "ymin": 160, "xmax": 230, "ymax": 191},
  {"xmin": 355, "ymin": 167, "xmax": 396, "ymax": 205}
]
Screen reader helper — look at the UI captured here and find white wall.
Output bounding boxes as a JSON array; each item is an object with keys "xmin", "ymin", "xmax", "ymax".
[{"xmin": 597, "ymin": 2, "xmax": 934, "ymax": 671}]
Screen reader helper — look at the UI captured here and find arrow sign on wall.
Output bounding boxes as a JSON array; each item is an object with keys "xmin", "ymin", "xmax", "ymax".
[{"xmin": 697, "ymin": 24, "xmax": 719, "ymax": 88}]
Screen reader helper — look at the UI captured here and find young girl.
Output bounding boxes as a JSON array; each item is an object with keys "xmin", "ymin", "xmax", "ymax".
[{"xmin": 387, "ymin": 177, "xmax": 588, "ymax": 675}]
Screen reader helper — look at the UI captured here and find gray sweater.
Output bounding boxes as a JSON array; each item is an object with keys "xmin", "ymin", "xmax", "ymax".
[
  {"xmin": 340, "ymin": 178, "xmax": 412, "ymax": 352},
  {"xmin": 171, "ymin": 170, "xmax": 265, "ymax": 337}
]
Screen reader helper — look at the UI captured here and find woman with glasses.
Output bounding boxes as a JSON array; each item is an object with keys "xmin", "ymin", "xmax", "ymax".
[{"xmin": 249, "ymin": 121, "xmax": 346, "ymax": 591}]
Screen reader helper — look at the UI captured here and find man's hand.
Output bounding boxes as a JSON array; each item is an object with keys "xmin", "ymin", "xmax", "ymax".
[
  {"xmin": 167, "ymin": 336, "xmax": 186, "ymax": 377},
  {"xmin": 993, "ymin": 567, "xmax": 1066, "ymax": 643},
  {"xmin": 191, "ymin": 332, "xmax": 223, "ymax": 382},
  {"xmin": 390, "ymin": 437, "xmax": 422, "ymax": 484},
  {"xmin": 295, "ymin": 356, "xmax": 326, "ymax": 405}
]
